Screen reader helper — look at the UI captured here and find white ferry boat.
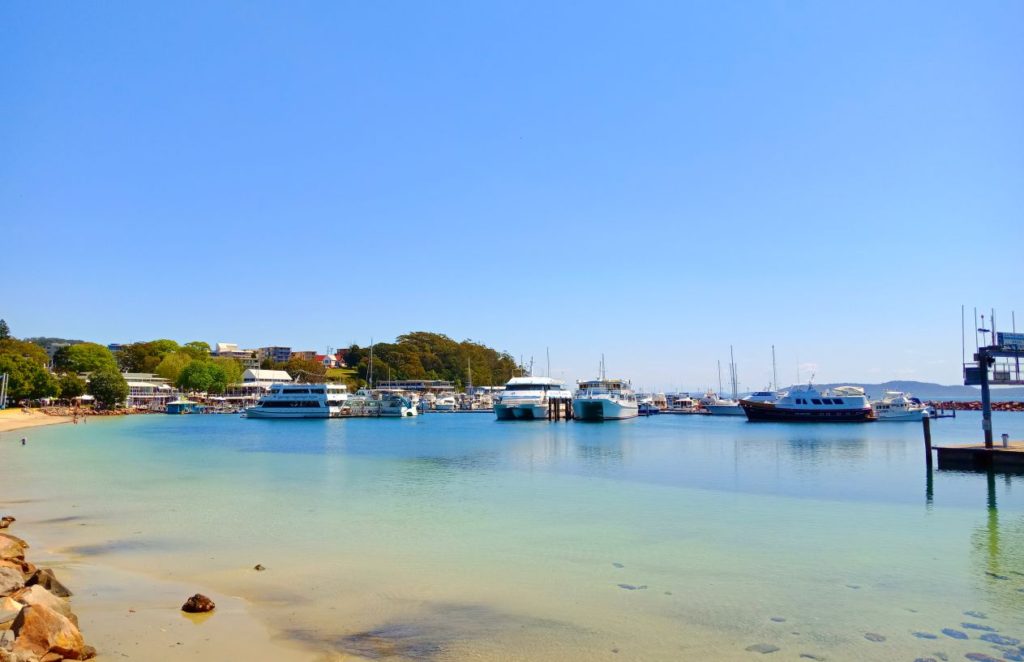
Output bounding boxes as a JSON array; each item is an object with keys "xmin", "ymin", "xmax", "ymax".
[
  {"xmin": 494, "ymin": 377, "xmax": 573, "ymax": 421},
  {"xmin": 573, "ymin": 378, "xmax": 639, "ymax": 421},
  {"xmin": 740, "ymin": 384, "xmax": 874, "ymax": 422},
  {"xmin": 871, "ymin": 391, "xmax": 927, "ymax": 421},
  {"xmin": 246, "ymin": 383, "xmax": 349, "ymax": 419}
]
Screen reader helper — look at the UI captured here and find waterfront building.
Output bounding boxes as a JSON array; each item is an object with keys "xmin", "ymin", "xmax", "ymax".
[
  {"xmin": 120, "ymin": 372, "xmax": 176, "ymax": 409},
  {"xmin": 290, "ymin": 350, "xmax": 317, "ymax": 361},
  {"xmin": 213, "ymin": 342, "xmax": 259, "ymax": 369},
  {"xmin": 374, "ymin": 379, "xmax": 456, "ymax": 393},
  {"xmin": 257, "ymin": 346, "xmax": 292, "ymax": 363}
]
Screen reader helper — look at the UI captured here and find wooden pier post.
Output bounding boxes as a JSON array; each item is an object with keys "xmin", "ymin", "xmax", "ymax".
[{"xmin": 922, "ymin": 415, "xmax": 933, "ymax": 469}]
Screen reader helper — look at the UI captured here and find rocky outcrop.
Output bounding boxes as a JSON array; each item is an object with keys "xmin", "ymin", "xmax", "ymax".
[
  {"xmin": 0, "ymin": 516, "xmax": 93, "ymax": 662},
  {"xmin": 0, "ymin": 570, "xmax": 24, "ymax": 600},
  {"xmin": 0, "ymin": 536, "xmax": 26, "ymax": 564},
  {"xmin": 181, "ymin": 594, "xmax": 215, "ymax": 613},
  {"xmin": 11, "ymin": 604, "xmax": 87, "ymax": 660},
  {"xmin": 11, "ymin": 589, "xmax": 75, "ymax": 628},
  {"xmin": 25, "ymin": 572, "xmax": 70, "ymax": 600}
]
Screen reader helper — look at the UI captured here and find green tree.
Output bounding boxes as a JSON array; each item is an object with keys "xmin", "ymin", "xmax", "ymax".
[
  {"xmin": 0, "ymin": 354, "xmax": 59, "ymax": 401},
  {"xmin": 182, "ymin": 341, "xmax": 211, "ymax": 358},
  {"xmin": 212, "ymin": 357, "xmax": 243, "ymax": 388},
  {"xmin": 285, "ymin": 358, "xmax": 326, "ymax": 383},
  {"xmin": 0, "ymin": 338, "xmax": 50, "ymax": 366},
  {"xmin": 176, "ymin": 361, "xmax": 230, "ymax": 394},
  {"xmin": 58, "ymin": 373, "xmax": 87, "ymax": 400},
  {"xmin": 0, "ymin": 319, "xmax": 9, "ymax": 340},
  {"xmin": 154, "ymin": 351, "xmax": 193, "ymax": 383},
  {"xmin": 87, "ymin": 368, "xmax": 129, "ymax": 409},
  {"xmin": 54, "ymin": 342, "xmax": 117, "ymax": 373},
  {"xmin": 115, "ymin": 339, "xmax": 180, "ymax": 372}
]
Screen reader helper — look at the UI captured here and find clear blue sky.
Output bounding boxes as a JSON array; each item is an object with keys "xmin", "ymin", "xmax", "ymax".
[{"xmin": 2, "ymin": 1, "xmax": 1021, "ymax": 390}]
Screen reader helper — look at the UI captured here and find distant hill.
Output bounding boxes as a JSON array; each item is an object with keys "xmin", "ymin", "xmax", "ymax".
[{"xmin": 790, "ymin": 381, "xmax": 1024, "ymax": 402}]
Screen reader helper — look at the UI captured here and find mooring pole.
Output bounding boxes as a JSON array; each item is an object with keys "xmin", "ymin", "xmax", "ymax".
[
  {"xmin": 922, "ymin": 415, "xmax": 933, "ymax": 469},
  {"xmin": 980, "ymin": 346, "xmax": 993, "ymax": 448}
]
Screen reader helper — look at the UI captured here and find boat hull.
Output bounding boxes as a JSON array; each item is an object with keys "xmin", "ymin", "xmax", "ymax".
[
  {"xmin": 494, "ymin": 403, "xmax": 547, "ymax": 421},
  {"xmin": 873, "ymin": 409, "xmax": 927, "ymax": 421},
  {"xmin": 705, "ymin": 404, "xmax": 745, "ymax": 416},
  {"xmin": 245, "ymin": 407, "xmax": 331, "ymax": 419},
  {"xmin": 572, "ymin": 398, "xmax": 639, "ymax": 421},
  {"xmin": 740, "ymin": 400, "xmax": 874, "ymax": 423}
]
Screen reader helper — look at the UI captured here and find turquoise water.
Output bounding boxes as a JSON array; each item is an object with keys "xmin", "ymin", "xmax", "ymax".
[{"xmin": 3, "ymin": 412, "xmax": 1024, "ymax": 660}]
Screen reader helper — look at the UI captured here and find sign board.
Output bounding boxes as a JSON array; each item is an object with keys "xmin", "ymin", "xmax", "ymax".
[
  {"xmin": 998, "ymin": 332, "xmax": 1024, "ymax": 349},
  {"xmin": 964, "ymin": 366, "xmax": 984, "ymax": 386}
]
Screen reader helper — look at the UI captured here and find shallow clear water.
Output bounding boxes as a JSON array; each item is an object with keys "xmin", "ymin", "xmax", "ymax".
[{"xmin": 3, "ymin": 412, "xmax": 1024, "ymax": 661}]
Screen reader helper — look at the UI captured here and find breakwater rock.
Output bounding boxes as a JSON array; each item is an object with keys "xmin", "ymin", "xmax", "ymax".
[
  {"xmin": 0, "ymin": 521, "xmax": 95, "ymax": 662},
  {"xmin": 927, "ymin": 401, "xmax": 1024, "ymax": 412}
]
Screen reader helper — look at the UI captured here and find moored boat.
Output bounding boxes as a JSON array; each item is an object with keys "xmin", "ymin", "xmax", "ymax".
[
  {"xmin": 494, "ymin": 377, "xmax": 572, "ymax": 421},
  {"xmin": 573, "ymin": 378, "xmax": 639, "ymax": 421},
  {"xmin": 871, "ymin": 391, "xmax": 927, "ymax": 421},
  {"xmin": 699, "ymin": 390, "xmax": 744, "ymax": 416},
  {"xmin": 740, "ymin": 384, "xmax": 874, "ymax": 422},
  {"xmin": 245, "ymin": 383, "xmax": 349, "ymax": 419}
]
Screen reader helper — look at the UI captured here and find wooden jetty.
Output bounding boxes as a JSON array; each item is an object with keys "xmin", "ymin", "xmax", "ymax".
[
  {"xmin": 936, "ymin": 441, "xmax": 1024, "ymax": 470},
  {"xmin": 930, "ymin": 327, "xmax": 1024, "ymax": 471}
]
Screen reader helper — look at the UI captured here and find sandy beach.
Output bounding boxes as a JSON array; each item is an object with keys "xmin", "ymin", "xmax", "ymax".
[{"xmin": 0, "ymin": 409, "xmax": 72, "ymax": 434}]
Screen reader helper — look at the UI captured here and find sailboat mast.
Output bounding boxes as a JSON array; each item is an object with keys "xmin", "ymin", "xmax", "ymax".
[
  {"xmin": 771, "ymin": 345, "xmax": 778, "ymax": 392},
  {"xmin": 729, "ymin": 345, "xmax": 738, "ymax": 400},
  {"xmin": 717, "ymin": 360, "xmax": 723, "ymax": 394}
]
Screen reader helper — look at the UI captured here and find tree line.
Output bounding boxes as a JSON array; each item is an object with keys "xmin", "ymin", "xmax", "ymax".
[{"xmin": 344, "ymin": 331, "xmax": 520, "ymax": 388}]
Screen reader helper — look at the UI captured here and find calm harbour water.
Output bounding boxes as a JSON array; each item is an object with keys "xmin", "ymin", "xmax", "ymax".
[{"xmin": 3, "ymin": 411, "xmax": 1024, "ymax": 661}]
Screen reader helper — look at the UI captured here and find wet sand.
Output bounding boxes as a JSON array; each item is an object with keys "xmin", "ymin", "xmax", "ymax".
[
  {"xmin": 2, "ymin": 512, "xmax": 319, "ymax": 661},
  {"xmin": 0, "ymin": 408, "xmax": 72, "ymax": 433}
]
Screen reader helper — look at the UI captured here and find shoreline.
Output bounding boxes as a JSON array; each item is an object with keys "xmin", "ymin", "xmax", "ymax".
[
  {"xmin": 0, "ymin": 409, "xmax": 73, "ymax": 434},
  {"xmin": 0, "ymin": 508, "xmax": 319, "ymax": 661}
]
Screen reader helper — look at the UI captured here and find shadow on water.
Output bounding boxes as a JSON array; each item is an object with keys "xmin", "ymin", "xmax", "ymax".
[{"xmin": 285, "ymin": 602, "xmax": 583, "ymax": 660}]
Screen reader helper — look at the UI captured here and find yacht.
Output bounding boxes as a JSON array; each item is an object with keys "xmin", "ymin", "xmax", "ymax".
[
  {"xmin": 741, "ymin": 390, "xmax": 781, "ymax": 405},
  {"xmin": 379, "ymin": 392, "xmax": 418, "ymax": 417},
  {"xmin": 573, "ymin": 378, "xmax": 640, "ymax": 421},
  {"xmin": 740, "ymin": 384, "xmax": 874, "ymax": 422},
  {"xmin": 699, "ymin": 390, "xmax": 744, "ymax": 416},
  {"xmin": 638, "ymin": 395, "xmax": 661, "ymax": 415},
  {"xmin": 669, "ymin": 393, "xmax": 698, "ymax": 412},
  {"xmin": 246, "ymin": 383, "xmax": 349, "ymax": 419},
  {"xmin": 494, "ymin": 376, "xmax": 573, "ymax": 421},
  {"xmin": 871, "ymin": 391, "xmax": 927, "ymax": 421},
  {"xmin": 434, "ymin": 395, "xmax": 458, "ymax": 412},
  {"xmin": 346, "ymin": 390, "xmax": 418, "ymax": 417}
]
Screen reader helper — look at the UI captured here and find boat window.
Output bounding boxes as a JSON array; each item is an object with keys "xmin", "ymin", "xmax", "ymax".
[
  {"xmin": 811, "ymin": 399, "xmax": 822, "ymax": 405},
  {"xmin": 833, "ymin": 398, "xmax": 843, "ymax": 405}
]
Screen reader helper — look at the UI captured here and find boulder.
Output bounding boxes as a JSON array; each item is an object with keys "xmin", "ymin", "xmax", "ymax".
[
  {"xmin": 0, "ymin": 596, "xmax": 24, "ymax": 630},
  {"xmin": 0, "ymin": 569, "xmax": 24, "ymax": 599},
  {"xmin": 11, "ymin": 603, "xmax": 87, "ymax": 660},
  {"xmin": 0, "ymin": 539, "xmax": 24, "ymax": 564},
  {"xmin": 11, "ymin": 587, "xmax": 75, "ymax": 627},
  {"xmin": 181, "ymin": 594, "xmax": 215, "ymax": 613},
  {"xmin": 25, "ymin": 572, "xmax": 70, "ymax": 599},
  {"xmin": 0, "ymin": 517, "xmax": 14, "ymax": 530}
]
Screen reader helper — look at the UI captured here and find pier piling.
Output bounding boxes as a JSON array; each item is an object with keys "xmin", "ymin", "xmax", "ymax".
[{"xmin": 922, "ymin": 416, "xmax": 933, "ymax": 469}]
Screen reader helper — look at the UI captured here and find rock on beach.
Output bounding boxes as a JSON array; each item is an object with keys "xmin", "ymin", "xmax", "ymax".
[{"xmin": 181, "ymin": 594, "xmax": 216, "ymax": 613}]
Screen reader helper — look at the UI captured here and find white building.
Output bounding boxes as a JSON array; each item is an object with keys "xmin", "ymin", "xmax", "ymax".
[
  {"xmin": 213, "ymin": 342, "xmax": 259, "ymax": 369},
  {"xmin": 121, "ymin": 372, "xmax": 177, "ymax": 409}
]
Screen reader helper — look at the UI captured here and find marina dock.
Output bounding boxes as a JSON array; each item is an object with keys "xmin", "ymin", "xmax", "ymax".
[{"xmin": 935, "ymin": 441, "xmax": 1024, "ymax": 470}]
